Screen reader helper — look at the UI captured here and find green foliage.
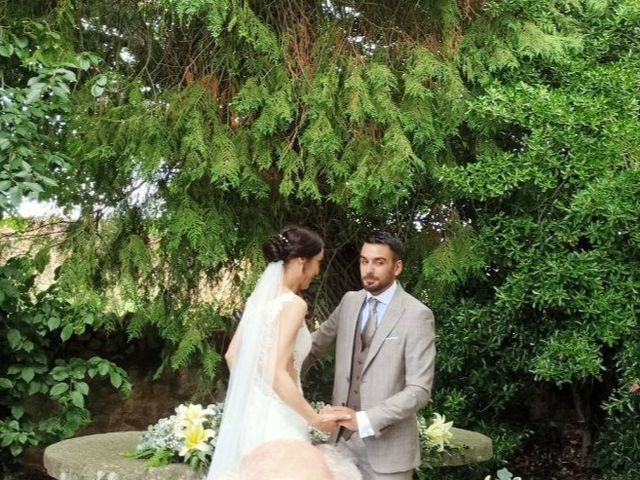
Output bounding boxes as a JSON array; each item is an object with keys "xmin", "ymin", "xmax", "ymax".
[
  {"xmin": 123, "ymin": 447, "xmax": 175, "ymax": 467},
  {"xmin": 425, "ymin": 0, "xmax": 640, "ymax": 476},
  {"xmin": 3, "ymin": 0, "xmax": 640, "ymax": 476},
  {"xmin": 0, "ymin": 22, "xmax": 100, "ymax": 214},
  {"xmin": 7, "ymin": 0, "xmax": 464, "ymax": 391},
  {"xmin": 0, "ymin": 257, "xmax": 131, "ymax": 463}
]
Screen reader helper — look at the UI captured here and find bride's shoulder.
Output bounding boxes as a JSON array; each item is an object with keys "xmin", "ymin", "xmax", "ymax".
[
  {"xmin": 279, "ymin": 291, "xmax": 307, "ymax": 308},
  {"xmin": 277, "ymin": 292, "xmax": 308, "ymax": 316}
]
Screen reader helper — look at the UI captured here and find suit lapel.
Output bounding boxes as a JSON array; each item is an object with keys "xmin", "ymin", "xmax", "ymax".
[
  {"xmin": 343, "ymin": 290, "xmax": 366, "ymax": 376},
  {"xmin": 362, "ymin": 285, "xmax": 405, "ymax": 375}
]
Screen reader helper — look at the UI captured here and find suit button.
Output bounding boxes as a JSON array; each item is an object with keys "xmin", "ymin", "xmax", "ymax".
[
  {"xmin": 357, "ymin": 360, "xmax": 363, "ymax": 365},
  {"xmin": 354, "ymin": 390, "xmax": 359, "ymax": 394}
]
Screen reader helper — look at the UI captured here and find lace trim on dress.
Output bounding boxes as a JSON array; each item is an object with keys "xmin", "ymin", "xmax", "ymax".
[{"xmin": 251, "ymin": 292, "xmax": 299, "ymax": 403}]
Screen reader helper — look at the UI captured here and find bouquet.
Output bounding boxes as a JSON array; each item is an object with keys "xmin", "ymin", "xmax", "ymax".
[{"xmin": 125, "ymin": 403, "xmax": 224, "ymax": 469}]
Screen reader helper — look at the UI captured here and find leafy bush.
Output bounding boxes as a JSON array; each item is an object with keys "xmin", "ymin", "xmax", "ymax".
[{"xmin": 0, "ymin": 256, "xmax": 131, "ymax": 465}]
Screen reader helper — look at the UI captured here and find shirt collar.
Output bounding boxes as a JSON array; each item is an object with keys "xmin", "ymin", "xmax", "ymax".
[{"xmin": 365, "ymin": 281, "xmax": 397, "ymax": 306}]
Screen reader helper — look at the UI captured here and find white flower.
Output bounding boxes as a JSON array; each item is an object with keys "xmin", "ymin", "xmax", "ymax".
[
  {"xmin": 424, "ymin": 413, "xmax": 454, "ymax": 452},
  {"xmin": 175, "ymin": 403, "xmax": 215, "ymax": 428}
]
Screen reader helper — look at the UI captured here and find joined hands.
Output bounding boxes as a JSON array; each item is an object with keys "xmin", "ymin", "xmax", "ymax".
[{"xmin": 313, "ymin": 405, "xmax": 359, "ymax": 433}]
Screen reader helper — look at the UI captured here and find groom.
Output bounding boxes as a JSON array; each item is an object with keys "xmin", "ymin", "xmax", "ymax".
[{"xmin": 305, "ymin": 232, "xmax": 436, "ymax": 480}]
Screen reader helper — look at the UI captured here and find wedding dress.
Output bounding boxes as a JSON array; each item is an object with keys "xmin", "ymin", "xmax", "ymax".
[
  {"xmin": 240, "ymin": 290, "xmax": 312, "ymax": 449},
  {"xmin": 206, "ymin": 262, "xmax": 360, "ymax": 480}
]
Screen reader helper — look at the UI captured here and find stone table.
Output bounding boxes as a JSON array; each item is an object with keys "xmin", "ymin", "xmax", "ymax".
[
  {"xmin": 44, "ymin": 428, "xmax": 492, "ymax": 479},
  {"xmin": 43, "ymin": 431, "xmax": 202, "ymax": 480}
]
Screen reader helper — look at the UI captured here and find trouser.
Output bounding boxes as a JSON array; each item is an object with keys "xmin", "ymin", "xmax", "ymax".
[{"xmin": 336, "ymin": 433, "xmax": 413, "ymax": 480}]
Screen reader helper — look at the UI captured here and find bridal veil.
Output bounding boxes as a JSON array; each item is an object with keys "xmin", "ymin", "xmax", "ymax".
[{"xmin": 206, "ymin": 261, "xmax": 287, "ymax": 479}]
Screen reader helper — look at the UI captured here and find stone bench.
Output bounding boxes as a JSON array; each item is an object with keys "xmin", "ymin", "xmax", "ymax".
[{"xmin": 44, "ymin": 428, "xmax": 492, "ymax": 479}]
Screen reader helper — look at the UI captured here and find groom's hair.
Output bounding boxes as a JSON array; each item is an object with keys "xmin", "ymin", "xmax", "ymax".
[{"xmin": 365, "ymin": 231, "xmax": 404, "ymax": 261}]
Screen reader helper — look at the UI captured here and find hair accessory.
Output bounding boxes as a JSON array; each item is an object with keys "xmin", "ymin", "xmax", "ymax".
[{"xmin": 278, "ymin": 234, "xmax": 289, "ymax": 245}]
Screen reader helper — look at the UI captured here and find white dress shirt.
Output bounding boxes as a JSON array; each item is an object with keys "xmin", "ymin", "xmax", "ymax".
[{"xmin": 355, "ymin": 281, "xmax": 397, "ymax": 438}]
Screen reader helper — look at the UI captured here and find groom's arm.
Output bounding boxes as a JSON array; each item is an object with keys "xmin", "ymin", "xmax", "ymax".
[
  {"xmin": 301, "ymin": 295, "xmax": 345, "ymax": 374},
  {"xmin": 365, "ymin": 306, "xmax": 436, "ymax": 437}
]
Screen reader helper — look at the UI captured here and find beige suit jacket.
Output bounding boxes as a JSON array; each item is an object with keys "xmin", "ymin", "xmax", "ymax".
[{"xmin": 306, "ymin": 284, "xmax": 436, "ymax": 473}]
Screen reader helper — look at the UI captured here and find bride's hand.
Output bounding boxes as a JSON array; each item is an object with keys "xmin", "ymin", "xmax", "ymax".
[
  {"xmin": 319, "ymin": 405, "xmax": 333, "ymax": 415},
  {"xmin": 312, "ymin": 412, "xmax": 351, "ymax": 433}
]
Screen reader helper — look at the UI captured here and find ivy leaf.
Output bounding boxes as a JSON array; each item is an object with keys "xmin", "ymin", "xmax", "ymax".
[
  {"xmin": 15, "ymin": 37, "xmax": 28, "ymax": 49},
  {"xmin": 0, "ymin": 378, "xmax": 13, "ymax": 389},
  {"xmin": 11, "ymin": 405, "xmax": 24, "ymax": 420},
  {"xmin": 75, "ymin": 381, "xmax": 89, "ymax": 395},
  {"xmin": 23, "ymin": 182, "xmax": 44, "ymax": 194},
  {"xmin": 51, "ymin": 368, "xmax": 68, "ymax": 381},
  {"xmin": 50, "ymin": 383, "xmax": 69, "ymax": 396},
  {"xmin": 91, "ymin": 75, "xmax": 108, "ymax": 97},
  {"xmin": 60, "ymin": 324, "xmax": 74, "ymax": 342},
  {"xmin": 69, "ymin": 391, "xmax": 85, "ymax": 408},
  {"xmin": 25, "ymin": 83, "xmax": 45, "ymax": 103},
  {"xmin": 47, "ymin": 316, "xmax": 61, "ymax": 330},
  {"xmin": 56, "ymin": 68, "xmax": 76, "ymax": 83},
  {"xmin": 7, "ymin": 329, "xmax": 22, "ymax": 349},
  {"xmin": 1, "ymin": 435, "xmax": 14, "ymax": 448},
  {"xmin": 91, "ymin": 84, "xmax": 104, "ymax": 97},
  {"xmin": 21, "ymin": 367, "xmax": 35, "ymax": 383},
  {"xmin": 110, "ymin": 372, "xmax": 123, "ymax": 389},
  {"xmin": 0, "ymin": 44, "xmax": 14, "ymax": 57},
  {"xmin": 28, "ymin": 381, "xmax": 41, "ymax": 396}
]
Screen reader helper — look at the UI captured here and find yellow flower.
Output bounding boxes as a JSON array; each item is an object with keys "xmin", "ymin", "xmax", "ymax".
[
  {"xmin": 177, "ymin": 423, "xmax": 215, "ymax": 457},
  {"xmin": 425, "ymin": 413, "xmax": 454, "ymax": 452}
]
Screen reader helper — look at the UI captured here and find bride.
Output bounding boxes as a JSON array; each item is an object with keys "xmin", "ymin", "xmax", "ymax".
[{"xmin": 207, "ymin": 226, "xmax": 354, "ymax": 480}]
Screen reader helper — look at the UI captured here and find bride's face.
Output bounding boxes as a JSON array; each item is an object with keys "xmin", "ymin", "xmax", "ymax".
[{"xmin": 299, "ymin": 249, "xmax": 324, "ymax": 290}]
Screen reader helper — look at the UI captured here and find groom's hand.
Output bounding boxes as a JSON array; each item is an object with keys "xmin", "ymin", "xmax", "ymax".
[{"xmin": 325, "ymin": 406, "xmax": 358, "ymax": 432}]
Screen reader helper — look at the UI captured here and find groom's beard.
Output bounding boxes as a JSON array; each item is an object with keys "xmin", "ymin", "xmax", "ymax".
[
  {"xmin": 362, "ymin": 276, "xmax": 392, "ymax": 294},
  {"xmin": 362, "ymin": 276, "xmax": 378, "ymax": 290}
]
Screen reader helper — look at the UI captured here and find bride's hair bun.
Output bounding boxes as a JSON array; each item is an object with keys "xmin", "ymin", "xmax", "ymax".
[
  {"xmin": 262, "ymin": 233, "xmax": 289, "ymax": 263},
  {"xmin": 262, "ymin": 226, "xmax": 323, "ymax": 264}
]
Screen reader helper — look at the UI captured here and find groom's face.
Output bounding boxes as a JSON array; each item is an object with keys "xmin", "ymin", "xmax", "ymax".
[{"xmin": 360, "ymin": 243, "xmax": 402, "ymax": 295}]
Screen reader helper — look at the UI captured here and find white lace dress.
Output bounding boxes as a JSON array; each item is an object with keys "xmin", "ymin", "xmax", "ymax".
[
  {"xmin": 243, "ymin": 292, "xmax": 312, "ymax": 449},
  {"xmin": 207, "ymin": 292, "xmax": 313, "ymax": 479}
]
